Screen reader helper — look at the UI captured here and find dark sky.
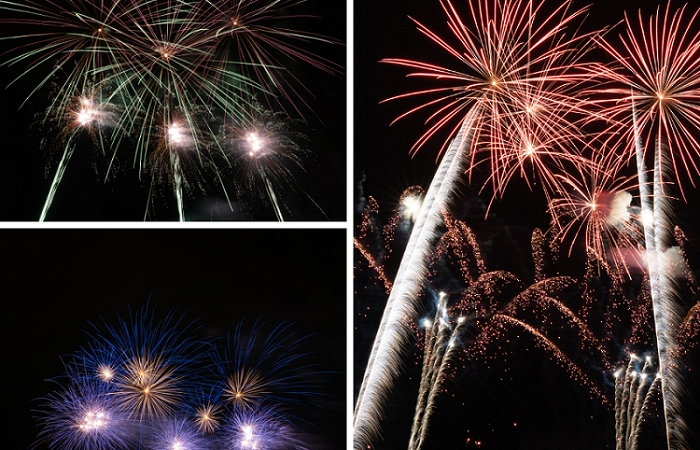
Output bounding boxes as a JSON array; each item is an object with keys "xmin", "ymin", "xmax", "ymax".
[
  {"xmin": 0, "ymin": 229, "xmax": 346, "ymax": 450},
  {"xmin": 0, "ymin": 0, "xmax": 346, "ymax": 221},
  {"xmin": 354, "ymin": 0, "xmax": 700, "ymax": 449}
]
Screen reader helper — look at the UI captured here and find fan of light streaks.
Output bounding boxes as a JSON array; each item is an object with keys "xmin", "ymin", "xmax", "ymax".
[
  {"xmin": 0, "ymin": 0, "xmax": 341, "ymax": 220},
  {"xmin": 34, "ymin": 306, "xmax": 323, "ymax": 450}
]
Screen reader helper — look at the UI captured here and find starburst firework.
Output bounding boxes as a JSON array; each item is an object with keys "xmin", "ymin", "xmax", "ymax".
[
  {"xmin": 35, "ymin": 306, "xmax": 325, "ymax": 450},
  {"xmin": 0, "ymin": 0, "xmax": 342, "ymax": 220}
]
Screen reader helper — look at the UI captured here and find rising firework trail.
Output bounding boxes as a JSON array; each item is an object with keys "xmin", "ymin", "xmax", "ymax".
[
  {"xmin": 357, "ymin": 184, "xmax": 700, "ymax": 447},
  {"xmin": 354, "ymin": 1, "xmax": 598, "ymax": 447},
  {"xmin": 408, "ymin": 293, "xmax": 467, "ymax": 450},
  {"xmin": 354, "ymin": 108, "xmax": 479, "ymax": 449},
  {"xmin": 614, "ymin": 354, "xmax": 661, "ymax": 450},
  {"xmin": 593, "ymin": 4, "xmax": 700, "ymax": 446}
]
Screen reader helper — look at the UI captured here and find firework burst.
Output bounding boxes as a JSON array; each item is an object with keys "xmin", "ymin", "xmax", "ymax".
[
  {"xmin": 33, "ymin": 376, "xmax": 138, "ymax": 450},
  {"xmin": 381, "ymin": 0, "xmax": 598, "ymax": 199},
  {"xmin": 0, "ymin": 0, "xmax": 342, "ymax": 220},
  {"xmin": 548, "ymin": 146, "xmax": 645, "ymax": 281},
  {"xmin": 33, "ymin": 306, "xmax": 325, "ymax": 450},
  {"xmin": 595, "ymin": 2, "xmax": 700, "ymax": 200},
  {"xmin": 354, "ymin": 1, "xmax": 599, "ymax": 447},
  {"xmin": 220, "ymin": 105, "xmax": 323, "ymax": 220},
  {"xmin": 209, "ymin": 320, "xmax": 320, "ymax": 418}
]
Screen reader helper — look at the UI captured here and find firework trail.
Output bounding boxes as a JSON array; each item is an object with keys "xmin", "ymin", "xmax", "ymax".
[
  {"xmin": 356, "ymin": 190, "xmax": 700, "ymax": 448},
  {"xmin": 614, "ymin": 354, "xmax": 661, "ymax": 450},
  {"xmin": 0, "ymin": 0, "xmax": 341, "ymax": 221},
  {"xmin": 354, "ymin": 107, "xmax": 479, "ymax": 449},
  {"xmin": 408, "ymin": 293, "xmax": 449, "ymax": 450},
  {"xmin": 39, "ymin": 139, "xmax": 76, "ymax": 222},
  {"xmin": 355, "ymin": 1, "xmax": 597, "ymax": 446},
  {"xmin": 33, "ymin": 306, "xmax": 323, "ymax": 450},
  {"xmin": 408, "ymin": 293, "xmax": 467, "ymax": 450},
  {"xmin": 593, "ymin": 4, "xmax": 700, "ymax": 446}
]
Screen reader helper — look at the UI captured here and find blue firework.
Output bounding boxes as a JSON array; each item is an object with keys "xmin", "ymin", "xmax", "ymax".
[
  {"xmin": 147, "ymin": 415, "xmax": 209, "ymax": 450},
  {"xmin": 219, "ymin": 405, "xmax": 306, "ymax": 450},
  {"xmin": 33, "ymin": 307, "xmax": 324, "ymax": 450},
  {"xmin": 208, "ymin": 320, "xmax": 320, "ymax": 415},
  {"xmin": 33, "ymin": 375, "xmax": 139, "ymax": 450},
  {"xmin": 68, "ymin": 306, "xmax": 210, "ymax": 422}
]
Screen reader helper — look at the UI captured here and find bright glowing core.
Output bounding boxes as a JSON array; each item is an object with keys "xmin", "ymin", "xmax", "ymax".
[
  {"xmin": 168, "ymin": 124, "xmax": 186, "ymax": 144},
  {"xmin": 247, "ymin": 133, "xmax": 262, "ymax": 156},
  {"xmin": 79, "ymin": 410, "xmax": 107, "ymax": 432}
]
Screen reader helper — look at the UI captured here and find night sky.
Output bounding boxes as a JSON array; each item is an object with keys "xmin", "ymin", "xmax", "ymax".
[
  {"xmin": 0, "ymin": 229, "xmax": 346, "ymax": 450},
  {"xmin": 354, "ymin": 0, "xmax": 700, "ymax": 449},
  {"xmin": 0, "ymin": 0, "xmax": 346, "ymax": 221}
]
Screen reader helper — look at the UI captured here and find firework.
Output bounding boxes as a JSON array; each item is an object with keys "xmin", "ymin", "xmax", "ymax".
[
  {"xmin": 355, "ymin": 187, "xmax": 700, "ymax": 449},
  {"xmin": 354, "ymin": 107, "xmax": 479, "ymax": 449},
  {"xmin": 408, "ymin": 292, "xmax": 467, "ymax": 450},
  {"xmin": 219, "ymin": 406, "xmax": 306, "ymax": 450},
  {"xmin": 381, "ymin": 0, "xmax": 598, "ymax": 200},
  {"xmin": 0, "ymin": 0, "xmax": 341, "ymax": 220},
  {"xmin": 614, "ymin": 354, "xmax": 661, "ymax": 450},
  {"xmin": 33, "ymin": 376, "xmax": 138, "ymax": 450},
  {"xmin": 220, "ymin": 105, "xmax": 324, "ymax": 221},
  {"xmin": 33, "ymin": 307, "xmax": 323, "ymax": 450},
  {"xmin": 548, "ymin": 146, "xmax": 645, "ymax": 281},
  {"xmin": 150, "ymin": 416, "xmax": 209, "ymax": 450},
  {"xmin": 190, "ymin": 0, "xmax": 343, "ymax": 119},
  {"xmin": 355, "ymin": 1, "xmax": 598, "ymax": 447},
  {"xmin": 209, "ymin": 320, "xmax": 320, "ymax": 418}
]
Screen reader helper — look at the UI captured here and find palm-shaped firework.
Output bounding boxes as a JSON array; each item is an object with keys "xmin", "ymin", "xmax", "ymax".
[
  {"xmin": 0, "ymin": 0, "xmax": 342, "ymax": 221},
  {"xmin": 353, "ymin": 1, "xmax": 598, "ymax": 446}
]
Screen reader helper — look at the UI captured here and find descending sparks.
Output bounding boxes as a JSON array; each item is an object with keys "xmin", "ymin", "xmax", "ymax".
[{"xmin": 355, "ymin": 186, "xmax": 700, "ymax": 449}]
